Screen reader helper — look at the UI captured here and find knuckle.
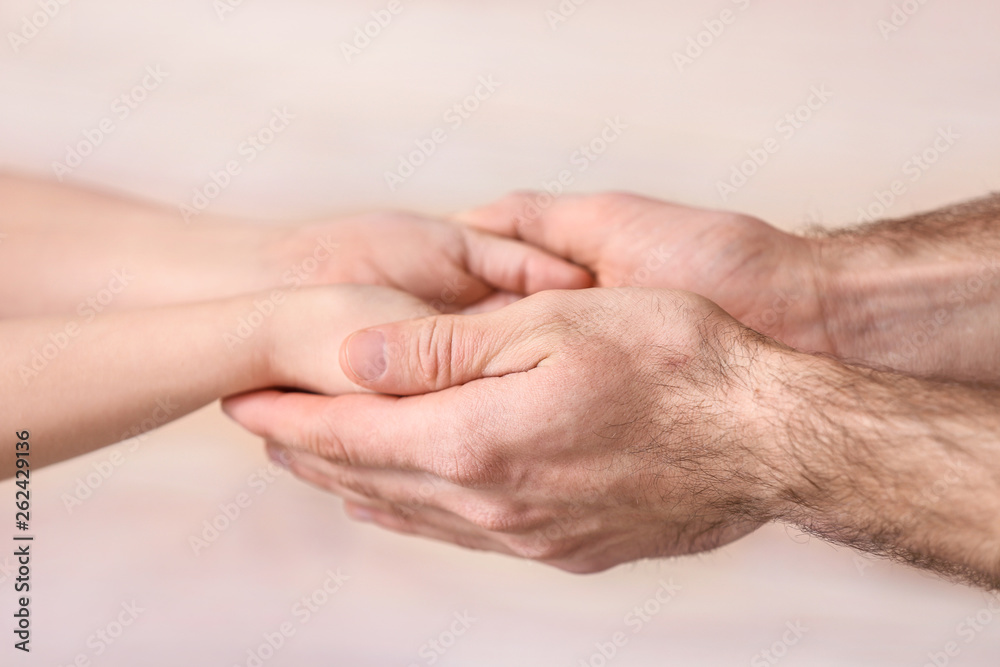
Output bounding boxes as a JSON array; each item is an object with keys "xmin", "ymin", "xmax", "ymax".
[
  {"xmin": 504, "ymin": 533, "xmax": 574, "ymax": 561},
  {"xmin": 334, "ymin": 473, "xmax": 381, "ymax": 501},
  {"xmin": 521, "ymin": 289, "xmax": 561, "ymax": 313},
  {"xmin": 448, "ymin": 441, "xmax": 510, "ymax": 488},
  {"xmin": 437, "ymin": 450, "xmax": 480, "ymax": 487},
  {"xmin": 370, "ymin": 509, "xmax": 410, "ymax": 530},
  {"xmin": 552, "ymin": 559, "xmax": 611, "ymax": 575},
  {"xmin": 412, "ymin": 317, "xmax": 458, "ymax": 390},
  {"xmin": 378, "ymin": 502, "xmax": 412, "ymax": 520},
  {"xmin": 539, "ymin": 540, "xmax": 578, "ymax": 561},
  {"xmin": 464, "ymin": 501, "xmax": 527, "ymax": 534},
  {"xmin": 302, "ymin": 404, "xmax": 353, "ymax": 464},
  {"xmin": 449, "ymin": 532, "xmax": 490, "ymax": 553},
  {"xmin": 517, "ymin": 293, "xmax": 574, "ymax": 340},
  {"xmin": 433, "ymin": 398, "xmax": 510, "ymax": 486}
]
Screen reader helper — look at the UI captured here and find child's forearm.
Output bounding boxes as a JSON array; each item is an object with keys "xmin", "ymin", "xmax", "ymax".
[
  {"xmin": 0, "ymin": 173, "xmax": 288, "ymax": 317},
  {"xmin": 1, "ymin": 294, "xmax": 272, "ymax": 475}
]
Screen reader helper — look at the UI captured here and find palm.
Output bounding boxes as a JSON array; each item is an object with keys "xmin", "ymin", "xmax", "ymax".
[{"xmin": 462, "ymin": 193, "xmax": 828, "ymax": 352}]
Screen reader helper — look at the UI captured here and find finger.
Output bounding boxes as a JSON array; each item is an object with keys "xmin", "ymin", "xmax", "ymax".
[
  {"xmin": 292, "ymin": 465, "xmax": 473, "ymax": 531},
  {"xmin": 349, "ymin": 486, "xmax": 624, "ymax": 571},
  {"xmin": 342, "ymin": 501, "xmax": 517, "ymax": 556},
  {"xmin": 279, "ymin": 445, "xmax": 549, "ymax": 531},
  {"xmin": 451, "ymin": 192, "xmax": 618, "ymax": 268},
  {"xmin": 282, "ymin": 456, "xmax": 509, "ymax": 555},
  {"xmin": 339, "ymin": 293, "xmax": 558, "ymax": 394},
  {"xmin": 450, "ymin": 191, "xmax": 564, "ymax": 236},
  {"xmin": 223, "ymin": 387, "xmax": 503, "ymax": 475},
  {"xmin": 459, "ymin": 290, "xmax": 520, "ymax": 314},
  {"xmin": 224, "ymin": 390, "xmax": 430, "ymax": 471},
  {"xmin": 342, "ymin": 499, "xmax": 594, "ymax": 567},
  {"xmin": 460, "ymin": 226, "xmax": 592, "ymax": 295},
  {"xmin": 279, "ymin": 445, "xmax": 454, "ymax": 514},
  {"xmin": 426, "ymin": 284, "xmax": 519, "ymax": 316},
  {"xmin": 286, "ymin": 455, "xmax": 428, "ymax": 516},
  {"xmin": 419, "ymin": 274, "xmax": 493, "ymax": 313}
]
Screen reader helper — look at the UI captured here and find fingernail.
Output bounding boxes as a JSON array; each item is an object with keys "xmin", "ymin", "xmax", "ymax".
[
  {"xmin": 266, "ymin": 442, "xmax": 293, "ymax": 468},
  {"xmin": 346, "ymin": 330, "xmax": 387, "ymax": 381},
  {"xmin": 347, "ymin": 505, "xmax": 375, "ymax": 523}
]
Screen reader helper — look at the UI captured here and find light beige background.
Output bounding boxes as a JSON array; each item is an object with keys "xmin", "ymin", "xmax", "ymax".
[{"xmin": 2, "ymin": 1, "xmax": 999, "ymax": 665}]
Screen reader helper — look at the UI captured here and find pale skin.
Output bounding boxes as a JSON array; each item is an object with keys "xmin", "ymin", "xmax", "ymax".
[
  {"xmin": 224, "ymin": 192, "xmax": 1000, "ymax": 587},
  {"xmin": 0, "ymin": 175, "xmax": 591, "ymax": 475},
  {"xmin": 0, "ymin": 174, "xmax": 590, "ymax": 317}
]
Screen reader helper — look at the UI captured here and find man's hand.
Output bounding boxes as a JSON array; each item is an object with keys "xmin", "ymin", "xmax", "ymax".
[
  {"xmin": 452, "ymin": 192, "xmax": 831, "ymax": 351},
  {"xmin": 456, "ymin": 191, "xmax": 1000, "ymax": 381},
  {"xmin": 225, "ymin": 286, "xmax": 1000, "ymax": 587},
  {"xmin": 224, "ymin": 288, "xmax": 789, "ymax": 573}
]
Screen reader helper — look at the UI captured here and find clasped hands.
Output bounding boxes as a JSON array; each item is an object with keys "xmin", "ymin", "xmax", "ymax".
[{"xmin": 223, "ymin": 192, "xmax": 828, "ymax": 573}]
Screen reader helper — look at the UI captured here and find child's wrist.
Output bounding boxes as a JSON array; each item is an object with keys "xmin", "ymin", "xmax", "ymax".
[{"xmin": 216, "ymin": 290, "xmax": 287, "ymax": 394}]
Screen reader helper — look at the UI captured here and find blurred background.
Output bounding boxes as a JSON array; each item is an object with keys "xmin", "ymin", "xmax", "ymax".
[{"xmin": 2, "ymin": 0, "xmax": 1000, "ymax": 664}]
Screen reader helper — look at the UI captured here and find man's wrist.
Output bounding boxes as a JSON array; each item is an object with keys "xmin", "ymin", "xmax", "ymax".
[
  {"xmin": 810, "ymin": 205, "xmax": 1000, "ymax": 380},
  {"xmin": 746, "ymin": 231, "xmax": 835, "ymax": 355},
  {"xmin": 732, "ymin": 339, "xmax": 823, "ymax": 522},
  {"xmin": 750, "ymin": 340, "xmax": 1000, "ymax": 585},
  {"xmin": 812, "ymin": 230, "xmax": 906, "ymax": 361}
]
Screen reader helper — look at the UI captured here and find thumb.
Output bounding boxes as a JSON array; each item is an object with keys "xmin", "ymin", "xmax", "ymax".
[
  {"xmin": 339, "ymin": 297, "xmax": 553, "ymax": 395},
  {"xmin": 451, "ymin": 192, "xmax": 613, "ymax": 269}
]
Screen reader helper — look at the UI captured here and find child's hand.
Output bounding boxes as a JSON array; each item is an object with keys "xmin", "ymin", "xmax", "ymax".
[
  {"xmin": 261, "ymin": 285, "xmax": 437, "ymax": 396},
  {"xmin": 0, "ymin": 176, "xmax": 590, "ymax": 318},
  {"xmin": 272, "ymin": 213, "xmax": 592, "ymax": 310},
  {"xmin": 0, "ymin": 283, "xmax": 431, "ymax": 471}
]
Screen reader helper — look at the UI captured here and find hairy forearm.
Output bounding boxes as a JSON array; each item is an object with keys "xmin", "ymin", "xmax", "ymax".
[
  {"xmin": 760, "ymin": 346, "xmax": 1000, "ymax": 588},
  {"xmin": 0, "ymin": 173, "xmax": 287, "ymax": 317},
  {"xmin": 0, "ymin": 295, "xmax": 270, "ymax": 475},
  {"xmin": 815, "ymin": 194, "xmax": 1000, "ymax": 381}
]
